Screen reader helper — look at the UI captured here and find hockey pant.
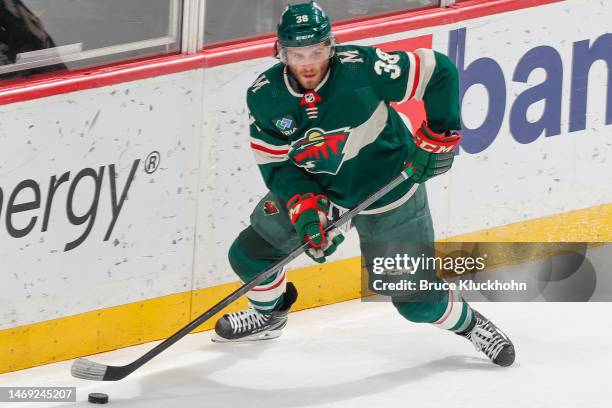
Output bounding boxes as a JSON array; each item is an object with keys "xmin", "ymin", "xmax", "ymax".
[{"xmin": 228, "ymin": 184, "xmax": 474, "ymax": 333}]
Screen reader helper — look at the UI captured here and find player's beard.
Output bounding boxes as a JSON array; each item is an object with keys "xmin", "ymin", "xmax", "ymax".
[{"xmin": 290, "ymin": 60, "xmax": 330, "ymax": 90}]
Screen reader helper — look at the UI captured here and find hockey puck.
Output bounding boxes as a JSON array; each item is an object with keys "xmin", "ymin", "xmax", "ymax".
[{"xmin": 88, "ymin": 393, "xmax": 109, "ymax": 404}]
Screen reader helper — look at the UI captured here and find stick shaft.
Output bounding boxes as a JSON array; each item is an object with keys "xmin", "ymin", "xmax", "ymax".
[{"xmin": 96, "ymin": 167, "xmax": 414, "ymax": 380}]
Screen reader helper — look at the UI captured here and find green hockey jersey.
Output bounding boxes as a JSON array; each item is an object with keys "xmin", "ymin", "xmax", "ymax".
[{"xmin": 246, "ymin": 44, "xmax": 461, "ymax": 211}]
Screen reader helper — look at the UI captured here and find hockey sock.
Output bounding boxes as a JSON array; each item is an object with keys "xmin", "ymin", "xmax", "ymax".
[
  {"xmin": 245, "ymin": 268, "xmax": 287, "ymax": 314},
  {"xmin": 431, "ymin": 289, "xmax": 476, "ymax": 333}
]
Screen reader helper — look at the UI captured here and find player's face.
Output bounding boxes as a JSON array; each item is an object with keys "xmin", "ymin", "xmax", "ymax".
[
  {"xmin": 283, "ymin": 42, "xmax": 332, "ymax": 89},
  {"xmin": 288, "ymin": 57, "xmax": 330, "ymax": 90}
]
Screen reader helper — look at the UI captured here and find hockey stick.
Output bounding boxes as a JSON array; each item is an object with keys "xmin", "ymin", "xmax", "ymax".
[{"xmin": 71, "ymin": 166, "xmax": 415, "ymax": 381}]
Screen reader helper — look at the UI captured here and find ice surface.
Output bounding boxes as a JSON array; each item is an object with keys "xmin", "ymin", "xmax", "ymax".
[{"xmin": 1, "ymin": 300, "xmax": 610, "ymax": 407}]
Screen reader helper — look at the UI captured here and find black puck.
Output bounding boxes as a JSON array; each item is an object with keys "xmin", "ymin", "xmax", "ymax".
[{"xmin": 88, "ymin": 393, "xmax": 109, "ymax": 404}]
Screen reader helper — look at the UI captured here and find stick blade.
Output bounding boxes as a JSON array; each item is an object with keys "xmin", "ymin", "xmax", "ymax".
[{"xmin": 71, "ymin": 358, "xmax": 108, "ymax": 381}]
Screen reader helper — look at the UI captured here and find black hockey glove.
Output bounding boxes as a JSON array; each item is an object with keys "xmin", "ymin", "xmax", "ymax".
[{"xmin": 405, "ymin": 121, "xmax": 462, "ymax": 183}]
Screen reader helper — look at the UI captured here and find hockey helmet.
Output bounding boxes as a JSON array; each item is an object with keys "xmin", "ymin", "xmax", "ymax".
[{"xmin": 277, "ymin": 1, "xmax": 335, "ymax": 65}]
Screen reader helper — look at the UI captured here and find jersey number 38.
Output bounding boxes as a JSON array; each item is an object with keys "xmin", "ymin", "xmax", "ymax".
[{"xmin": 374, "ymin": 48, "xmax": 401, "ymax": 80}]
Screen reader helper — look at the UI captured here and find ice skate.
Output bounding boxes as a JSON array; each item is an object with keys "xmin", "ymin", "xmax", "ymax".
[
  {"xmin": 212, "ymin": 282, "xmax": 298, "ymax": 343},
  {"xmin": 458, "ymin": 310, "xmax": 515, "ymax": 367}
]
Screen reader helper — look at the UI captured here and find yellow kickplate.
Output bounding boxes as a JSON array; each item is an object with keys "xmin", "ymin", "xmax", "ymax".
[{"xmin": 2, "ymin": 203, "xmax": 610, "ymax": 374}]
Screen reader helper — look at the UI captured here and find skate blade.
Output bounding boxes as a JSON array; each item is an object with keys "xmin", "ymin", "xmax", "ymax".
[{"xmin": 211, "ymin": 329, "xmax": 283, "ymax": 343}]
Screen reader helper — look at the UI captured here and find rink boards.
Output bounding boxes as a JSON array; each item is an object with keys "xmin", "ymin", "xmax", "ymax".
[{"xmin": 0, "ymin": 0, "xmax": 611, "ymax": 373}]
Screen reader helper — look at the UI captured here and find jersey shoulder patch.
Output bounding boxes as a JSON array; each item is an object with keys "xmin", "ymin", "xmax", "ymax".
[
  {"xmin": 250, "ymin": 74, "xmax": 271, "ymax": 93},
  {"xmin": 246, "ymin": 63, "xmax": 286, "ymax": 119},
  {"xmin": 336, "ymin": 44, "xmax": 383, "ymax": 64},
  {"xmin": 335, "ymin": 46, "xmax": 366, "ymax": 64},
  {"xmin": 248, "ymin": 63, "xmax": 283, "ymax": 95},
  {"xmin": 247, "ymin": 63, "xmax": 298, "ymax": 134}
]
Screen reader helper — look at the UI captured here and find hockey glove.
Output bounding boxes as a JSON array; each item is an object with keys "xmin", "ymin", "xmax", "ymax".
[
  {"xmin": 287, "ymin": 193, "xmax": 345, "ymax": 264},
  {"xmin": 406, "ymin": 121, "xmax": 462, "ymax": 184}
]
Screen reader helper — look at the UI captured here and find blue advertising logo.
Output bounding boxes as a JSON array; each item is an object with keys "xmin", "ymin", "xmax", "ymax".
[{"xmin": 448, "ymin": 28, "xmax": 612, "ymax": 154}]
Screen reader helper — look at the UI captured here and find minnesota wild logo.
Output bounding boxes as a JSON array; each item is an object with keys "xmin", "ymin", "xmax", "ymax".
[{"xmin": 288, "ymin": 127, "xmax": 351, "ymax": 174}]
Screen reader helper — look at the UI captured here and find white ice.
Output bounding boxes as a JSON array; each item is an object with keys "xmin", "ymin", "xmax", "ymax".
[{"xmin": 1, "ymin": 300, "xmax": 610, "ymax": 408}]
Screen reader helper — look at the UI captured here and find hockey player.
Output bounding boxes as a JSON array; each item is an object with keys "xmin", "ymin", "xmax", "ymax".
[{"xmin": 213, "ymin": 1, "xmax": 515, "ymax": 367}]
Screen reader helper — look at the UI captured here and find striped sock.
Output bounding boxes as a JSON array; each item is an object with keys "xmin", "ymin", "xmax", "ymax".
[
  {"xmin": 431, "ymin": 288, "xmax": 475, "ymax": 333},
  {"xmin": 245, "ymin": 268, "xmax": 287, "ymax": 314}
]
